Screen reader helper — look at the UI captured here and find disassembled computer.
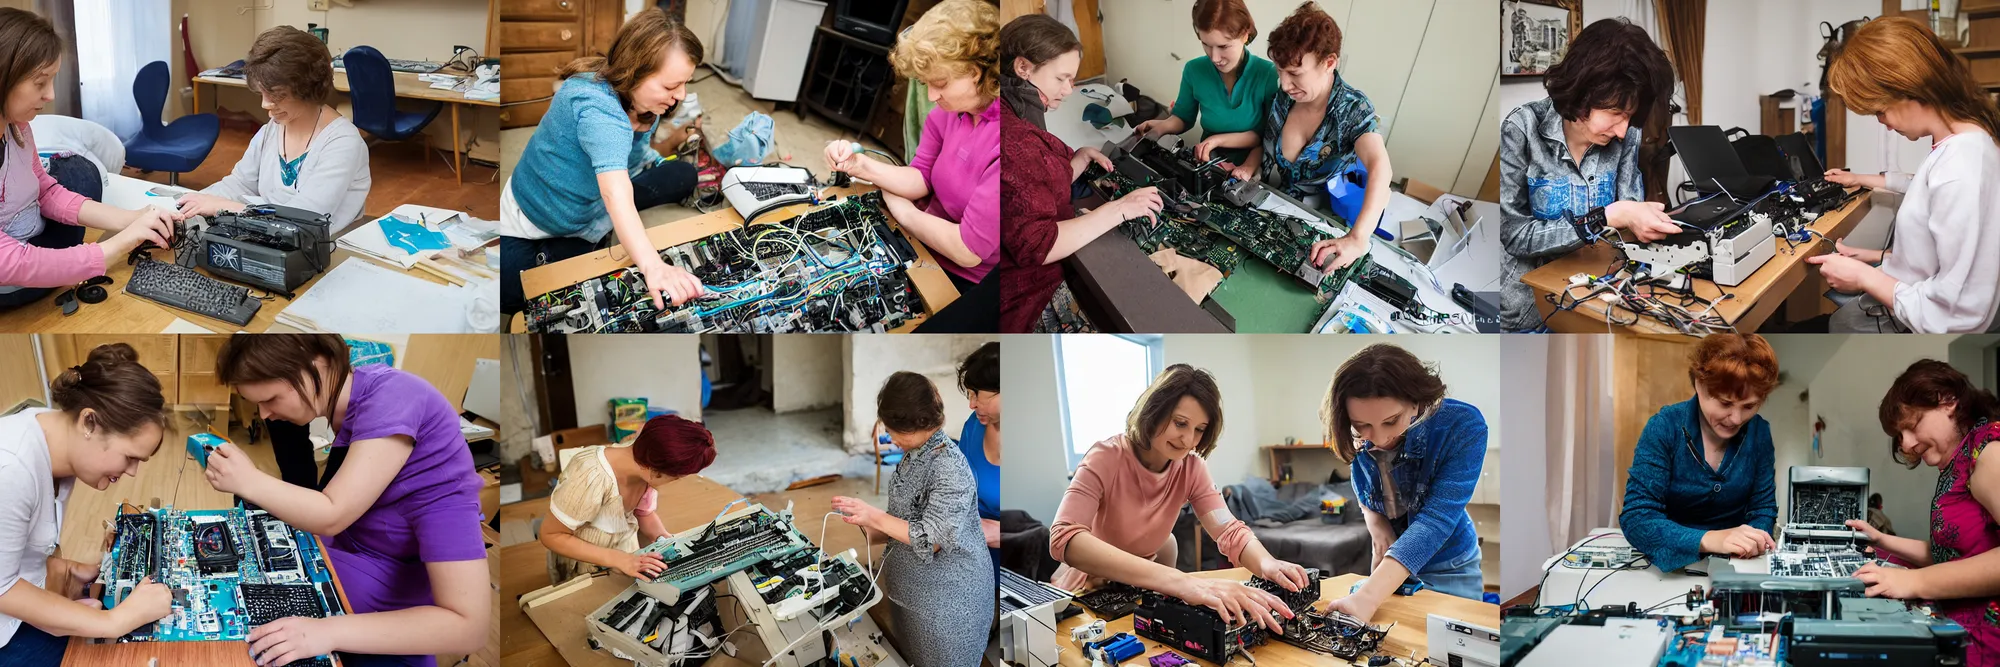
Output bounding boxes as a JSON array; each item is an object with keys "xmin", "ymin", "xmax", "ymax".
[
  {"xmin": 1125, "ymin": 569, "xmax": 1391, "ymax": 664},
  {"xmin": 997, "ymin": 566, "xmax": 1072, "ymax": 667},
  {"xmin": 584, "ymin": 502, "xmax": 905, "ymax": 667},
  {"xmin": 97, "ymin": 501, "xmax": 345, "ymax": 667},
  {"xmin": 524, "ymin": 191, "xmax": 925, "ymax": 333}
]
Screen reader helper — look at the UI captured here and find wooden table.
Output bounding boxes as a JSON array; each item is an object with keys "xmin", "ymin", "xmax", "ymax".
[
  {"xmin": 193, "ymin": 69, "xmax": 498, "ymax": 184},
  {"xmin": 1520, "ymin": 191, "xmax": 1872, "ymax": 333},
  {"xmin": 0, "ymin": 175, "xmax": 491, "ymax": 334},
  {"xmin": 510, "ymin": 184, "xmax": 962, "ymax": 333},
  {"xmin": 59, "ymin": 422, "xmax": 358, "ymax": 667},
  {"xmin": 1055, "ymin": 571, "xmax": 1500, "ymax": 666}
]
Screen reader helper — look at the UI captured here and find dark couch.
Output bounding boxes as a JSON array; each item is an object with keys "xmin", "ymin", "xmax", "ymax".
[{"xmin": 1174, "ymin": 481, "xmax": 1373, "ymax": 578}]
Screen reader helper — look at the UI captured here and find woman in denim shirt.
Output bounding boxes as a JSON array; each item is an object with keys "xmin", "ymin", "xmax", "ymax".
[
  {"xmin": 1497, "ymin": 19, "xmax": 1679, "ymax": 331},
  {"xmin": 1619, "ymin": 334, "xmax": 1780, "ymax": 573},
  {"xmin": 1320, "ymin": 344, "xmax": 1487, "ymax": 623}
]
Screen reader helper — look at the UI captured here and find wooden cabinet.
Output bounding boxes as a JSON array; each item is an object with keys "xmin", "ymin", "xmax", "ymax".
[
  {"xmin": 177, "ymin": 335, "xmax": 231, "ymax": 407},
  {"xmin": 498, "ymin": 0, "xmax": 624, "ymax": 128},
  {"xmin": 44, "ymin": 335, "xmax": 182, "ymax": 405}
]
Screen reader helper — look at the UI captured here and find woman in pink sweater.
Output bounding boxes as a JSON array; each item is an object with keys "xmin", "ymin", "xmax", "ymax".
[
  {"xmin": 0, "ymin": 9, "xmax": 180, "ymax": 308},
  {"xmin": 1050, "ymin": 364, "xmax": 1313, "ymax": 634}
]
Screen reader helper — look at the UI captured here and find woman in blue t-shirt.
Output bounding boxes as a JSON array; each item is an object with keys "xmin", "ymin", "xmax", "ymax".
[
  {"xmin": 955, "ymin": 342, "xmax": 1000, "ymax": 563},
  {"xmin": 498, "ymin": 7, "xmax": 709, "ymax": 315}
]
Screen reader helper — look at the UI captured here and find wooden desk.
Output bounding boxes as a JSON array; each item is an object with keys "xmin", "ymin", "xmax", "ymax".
[
  {"xmin": 510, "ymin": 185, "xmax": 962, "ymax": 333},
  {"xmin": 0, "ymin": 176, "xmax": 491, "ymax": 334},
  {"xmin": 1055, "ymin": 571, "xmax": 1500, "ymax": 666},
  {"xmin": 193, "ymin": 70, "xmax": 499, "ymax": 184},
  {"xmin": 1519, "ymin": 191, "xmax": 1872, "ymax": 333},
  {"xmin": 59, "ymin": 421, "xmax": 358, "ymax": 667}
]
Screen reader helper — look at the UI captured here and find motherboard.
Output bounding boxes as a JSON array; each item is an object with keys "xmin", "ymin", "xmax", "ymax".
[
  {"xmin": 1246, "ymin": 569, "xmax": 1391, "ymax": 659},
  {"xmin": 1073, "ymin": 580, "xmax": 1147, "ymax": 620},
  {"xmin": 100, "ymin": 504, "xmax": 342, "ymax": 667},
  {"xmin": 524, "ymin": 191, "xmax": 924, "ymax": 333},
  {"xmin": 635, "ymin": 503, "xmax": 813, "ymax": 604}
]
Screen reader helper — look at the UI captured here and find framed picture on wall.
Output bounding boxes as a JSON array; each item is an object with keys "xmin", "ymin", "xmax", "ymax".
[{"xmin": 1503, "ymin": 0, "xmax": 1581, "ymax": 77}]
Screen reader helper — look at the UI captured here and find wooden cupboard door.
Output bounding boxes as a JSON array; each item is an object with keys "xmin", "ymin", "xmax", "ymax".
[
  {"xmin": 177, "ymin": 335, "xmax": 231, "ymax": 406},
  {"xmin": 500, "ymin": 0, "xmax": 584, "ymax": 21},
  {"xmin": 49, "ymin": 335, "xmax": 179, "ymax": 405},
  {"xmin": 0, "ymin": 335, "xmax": 43, "ymax": 411}
]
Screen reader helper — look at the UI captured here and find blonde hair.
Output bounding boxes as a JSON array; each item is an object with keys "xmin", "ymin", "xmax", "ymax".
[
  {"xmin": 1829, "ymin": 17, "xmax": 2000, "ymax": 143},
  {"xmin": 890, "ymin": 0, "xmax": 1000, "ymax": 101}
]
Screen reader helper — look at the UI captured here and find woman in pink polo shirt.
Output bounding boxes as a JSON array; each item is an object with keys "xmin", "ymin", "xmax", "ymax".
[
  {"xmin": 822, "ymin": 0, "xmax": 1000, "ymax": 303},
  {"xmin": 1050, "ymin": 364, "xmax": 1313, "ymax": 635}
]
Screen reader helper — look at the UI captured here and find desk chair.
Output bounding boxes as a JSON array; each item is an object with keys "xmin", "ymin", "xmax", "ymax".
[
  {"xmin": 124, "ymin": 61, "xmax": 219, "ymax": 186},
  {"xmin": 344, "ymin": 46, "xmax": 443, "ymax": 165}
]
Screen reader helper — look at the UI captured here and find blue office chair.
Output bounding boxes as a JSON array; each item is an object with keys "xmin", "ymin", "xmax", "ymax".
[
  {"xmin": 124, "ymin": 60, "xmax": 219, "ymax": 186},
  {"xmin": 344, "ymin": 46, "xmax": 442, "ymax": 154}
]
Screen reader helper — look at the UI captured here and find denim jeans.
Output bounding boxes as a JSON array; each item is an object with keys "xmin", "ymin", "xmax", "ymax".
[
  {"xmin": 500, "ymin": 160, "xmax": 698, "ymax": 316},
  {"xmin": 0, "ymin": 622, "xmax": 67, "ymax": 667}
]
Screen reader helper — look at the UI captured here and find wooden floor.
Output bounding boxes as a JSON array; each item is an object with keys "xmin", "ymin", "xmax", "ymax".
[
  {"xmin": 497, "ymin": 475, "xmax": 888, "ymax": 667},
  {"xmin": 124, "ymin": 114, "xmax": 500, "ymax": 221}
]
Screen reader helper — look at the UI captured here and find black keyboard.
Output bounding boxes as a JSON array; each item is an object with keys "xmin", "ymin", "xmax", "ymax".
[
  {"xmin": 126, "ymin": 259, "xmax": 261, "ymax": 326},
  {"xmin": 742, "ymin": 182, "xmax": 810, "ymax": 199},
  {"xmin": 240, "ymin": 584, "xmax": 328, "ymax": 626}
]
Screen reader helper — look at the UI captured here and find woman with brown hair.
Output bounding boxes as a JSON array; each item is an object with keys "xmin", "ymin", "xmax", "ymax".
[
  {"xmin": 996, "ymin": 13, "xmax": 1161, "ymax": 332},
  {"xmin": 1130, "ymin": 0, "xmax": 1280, "ymax": 167},
  {"xmin": 830, "ymin": 371, "xmax": 991, "ymax": 667},
  {"xmin": 200, "ymin": 335, "xmax": 488, "ymax": 667},
  {"xmin": 539, "ymin": 414, "xmax": 717, "ymax": 583},
  {"xmin": 176, "ymin": 26, "xmax": 371, "ymax": 231},
  {"xmin": 1619, "ymin": 334, "xmax": 1779, "ymax": 573},
  {"xmin": 0, "ymin": 8, "xmax": 180, "ymax": 310},
  {"xmin": 1048, "ymin": 364, "xmax": 1310, "ymax": 634},
  {"xmin": 1851, "ymin": 360, "xmax": 2000, "ymax": 666},
  {"xmin": 1805, "ymin": 16, "xmax": 2000, "ymax": 334},
  {"xmin": 0, "ymin": 344, "xmax": 172, "ymax": 666},
  {"xmin": 499, "ymin": 7, "xmax": 709, "ymax": 317},
  {"xmin": 1320, "ymin": 344, "xmax": 1487, "ymax": 621}
]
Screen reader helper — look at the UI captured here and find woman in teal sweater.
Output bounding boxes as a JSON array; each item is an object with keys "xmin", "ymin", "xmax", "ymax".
[{"xmin": 1131, "ymin": 0, "xmax": 1278, "ymax": 168}]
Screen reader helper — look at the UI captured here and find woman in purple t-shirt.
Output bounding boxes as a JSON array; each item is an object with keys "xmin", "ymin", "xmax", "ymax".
[{"xmin": 201, "ymin": 335, "xmax": 488, "ymax": 667}]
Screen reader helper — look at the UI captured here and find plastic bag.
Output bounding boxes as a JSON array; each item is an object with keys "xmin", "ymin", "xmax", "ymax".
[{"xmin": 711, "ymin": 111, "xmax": 776, "ymax": 167}]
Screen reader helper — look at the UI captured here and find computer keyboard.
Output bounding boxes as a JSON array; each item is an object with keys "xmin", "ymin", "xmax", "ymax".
[
  {"xmin": 332, "ymin": 57, "xmax": 444, "ymax": 73},
  {"xmin": 239, "ymin": 584, "xmax": 328, "ymax": 626},
  {"xmin": 126, "ymin": 259, "xmax": 262, "ymax": 326}
]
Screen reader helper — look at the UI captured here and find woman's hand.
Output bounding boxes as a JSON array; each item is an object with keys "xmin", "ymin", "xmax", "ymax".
[
  {"xmin": 1854, "ymin": 562, "xmax": 1926, "ymax": 600},
  {"xmin": 1112, "ymin": 186, "xmax": 1163, "ymax": 224},
  {"xmin": 1319, "ymin": 589, "xmax": 1385, "ymax": 624},
  {"xmin": 824, "ymin": 140, "xmax": 876, "ymax": 180},
  {"xmin": 1604, "ymin": 201, "xmax": 1680, "ymax": 243},
  {"xmin": 831, "ymin": 496, "xmax": 886, "ymax": 529},
  {"xmin": 1834, "ymin": 238, "xmax": 1884, "ymax": 265},
  {"xmin": 112, "ymin": 576, "xmax": 173, "ymax": 630},
  {"xmin": 654, "ymin": 116, "xmax": 704, "ymax": 153},
  {"xmin": 636, "ymin": 259, "xmax": 704, "ymax": 310},
  {"xmin": 247, "ymin": 616, "xmax": 336, "ymax": 667},
  {"xmin": 1823, "ymin": 169, "xmax": 1863, "ymax": 187},
  {"xmin": 1845, "ymin": 519, "xmax": 1888, "ymax": 544},
  {"xmin": 1251, "ymin": 557, "xmax": 1312, "ymax": 592},
  {"xmin": 1133, "ymin": 118, "xmax": 1171, "ymax": 138},
  {"xmin": 1072, "ymin": 146, "xmax": 1114, "ymax": 173},
  {"xmin": 202, "ymin": 442, "xmax": 269, "ymax": 497},
  {"xmin": 614, "ymin": 551, "xmax": 667, "ymax": 580},
  {"xmin": 982, "ymin": 518, "xmax": 1001, "ymax": 548},
  {"xmin": 1222, "ymin": 161, "xmax": 1256, "ymax": 182},
  {"xmin": 1804, "ymin": 252, "xmax": 1879, "ymax": 294},
  {"xmin": 1310, "ymin": 233, "xmax": 1370, "ymax": 270},
  {"xmin": 175, "ymin": 193, "xmax": 239, "ymax": 219},
  {"xmin": 1700, "ymin": 525, "xmax": 1775, "ymax": 559},
  {"xmin": 1172, "ymin": 576, "xmax": 1295, "ymax": 634},
  {"xmin": 1194, "ymin": 135, "xmax": 1231, "ymax": 162},
  {"xmin": 100, "ymin": 211, "xmax": 175, "ymax": 262}
]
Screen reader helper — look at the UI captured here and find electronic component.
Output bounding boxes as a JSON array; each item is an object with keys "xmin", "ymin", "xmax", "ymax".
[
  {"xmin": 186, "ymin": 433, "xmax": 226, "ymax": 469},
  {"xmin": 190, "ymin": 518, "xmax": 238, "ymax": 575},
  {"xmin": 1427, "ymin": 614, "xmax": 1499, "ymax": 667},
  {"xmin": 1790, "ymin": 598, "xmax": 1966, "ymax": 666},
  {"xmin": 524, "ymin": 192, "xmax": 923, "ymax": 333},
  {"xmin": 1618, "ymin": 193, "xmax": 1775, "ymax": 287},
  {"xmin": 1084, "ymin": 632, "xmax": 1145, "ymax": 665},
  {"xmin": 124, "ymin": 258, "xmax": 263, "ymax": 326},
  {"xmin": 198, "ymin": 204, "xmax": 334, "ymax": 294},
  {"xmin": 1072, "ymin": 581, "xmax": 1145, "ymax": 621},
  {"xmin": 632, "ymin": 502, "xmax": 813, "ymax": 604},
  {"xmin": 720, "ymin": 166, "xmax": 817, "ymax": 221},
  {"xmin": 1131, "ymin": 592, "xmax": 1264, "ymax": 664},
  {"xmin": 998, "ymin": 567, "xmax": 1070, "ymax": 667},
  {"xmin": 1559, "ymin": 545, "xmax": 1641, "ymax": 570},
  {"xmin": 1510, "ymin": 617, "xmax": 1672, "ymax": 667}
]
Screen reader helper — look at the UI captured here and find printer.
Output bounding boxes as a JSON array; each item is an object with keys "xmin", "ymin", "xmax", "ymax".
[{"xmin": 198, "ymin": 204, "xmax": 333, "ymax": 293}]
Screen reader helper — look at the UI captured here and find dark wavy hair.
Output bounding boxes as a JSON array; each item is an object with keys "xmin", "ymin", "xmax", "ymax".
[
  {"xmin": 1266, "ymin": 2, "xmax": 1340, "ymax": 69},
  {"xmin": 1543, "ymin": 18, "xmax": 1675, "ymax": 125},
  {"xmin": 1878, "ymin": 360, "xmax": 2000, "ymax": 469},
  {"xmin": 878, "ymin": 371, "xmax": 945, "ymax": 434},
  {"xmin": 50, "ymin": 343, "xmax": 166, "ymax": 436}
]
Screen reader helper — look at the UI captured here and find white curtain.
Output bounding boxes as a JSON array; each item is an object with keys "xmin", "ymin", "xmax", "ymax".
[
  {"xmin": 74, "ymin": 0, "xmax": 169, "ymax": 142},
  {"xmin": 1544, "ymin": 335, "xmax": 1620, "ymax": 555}
]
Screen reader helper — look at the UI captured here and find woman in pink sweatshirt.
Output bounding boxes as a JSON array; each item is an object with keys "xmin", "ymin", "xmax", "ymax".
[
  {"xmin": 0, "ymin": 8, "xmax": 180, "ymax": 309},
  {"xmin": 1050, "ymin": 364, "xmax": 1314, "ymax": 634}
]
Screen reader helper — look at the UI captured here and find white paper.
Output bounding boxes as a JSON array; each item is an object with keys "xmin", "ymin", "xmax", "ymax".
[{"xmin": 276, "ymin": 259, "xmax": 490, "ymax": 333}]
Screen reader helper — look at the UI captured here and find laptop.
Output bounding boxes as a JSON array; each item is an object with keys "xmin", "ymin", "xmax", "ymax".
[
  {"xmin": 1733, "ymin": 134, "xmax": 1793, "ymax": 181},
  {"xmin": 1668, "ymin": 125, "xmax": 1774, "ymax": 198},
  {"xmin": 1776, "ymin": 132, "xmax": 1827, "ymax": 182}
]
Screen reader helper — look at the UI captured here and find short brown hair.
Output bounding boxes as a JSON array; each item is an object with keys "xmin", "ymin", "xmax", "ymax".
[
  {"xmin": 559, "ymin": 8, "xmax": 705, "ymax": 124},
  {"xmin": 1124, "ymin": 364, "xmax": 1224, "ymax": 458},
  {"xmin": 1266, "ymin": 2, "xmax": 1340, "ymax": 69},
  {"xmin": 216, "ymin": 334, "xmax": 353, "ymax": 417},
  {"xmin": 50, "ymin": 343, "xmax": 166, "ymax": 436},
  {"xmin": 878, "ymin": 371, "xmax": 945, "ymax": 434},
  {"xmin": 244, "ymin": 26, "xmax": 334, "ymax": 105},
  {"xmin": 1193, "ymin": 0, "xmax": 1257, "ymax": 44},
  {"xmin": 1830, "ymin": 17, "xmax": 2000, "ymax": 146},
  {"xmin": 1323, "ymin": 344, "xmax": 1446, "ymax": 462},
  {"xmin": 999, "ymin": 14, "xmax": 1079, "ymax": 79},
  {"xmin": 0, "ymin": 8, "xmax": 61, "ymax": 146},
  {"xmin": 1543, "ymin": 18, "xmax": 1676, "ymax": 124},
  {"xmin": 1878, "ymin": 360, "xmax": 2000, "ymax": 469},
  {"xmin": 1688, "ymin": 334, "xmax": 1779, "ymax": 402},
  {"xmin": 891, "ymin": 0, "xmax": 1000, "ymax": 100}
]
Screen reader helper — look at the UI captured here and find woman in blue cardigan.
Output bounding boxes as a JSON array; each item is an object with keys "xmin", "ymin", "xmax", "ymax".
[
  {"xmin": 1321, "ymin": 344, "xmax": 1488, "ymax": 622},
  {"xmin": 1619, "ymin": 334, "xmax": 1780, "ymax": 572}
]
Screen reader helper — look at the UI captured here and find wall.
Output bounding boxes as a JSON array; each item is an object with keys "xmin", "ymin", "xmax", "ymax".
[
  {"xmin": 1098, "ymin": 0, "xmax": 1500, "ymax": 197},
  {"xmin": 568, "ymin": 335, "xmax": 706, "ymax": 428},
  {"xmin": 1003, "ymin": 335, "xmax": 1073, "ymax": 528},
  {"xmin": 499, "ymin": 335, "xmax": 538, "ymax": 465},
  {"xmin": 1498, "ymin": 335, "xmax": 1548, "ymax": 598},
  {"xmin": 841, "ymin": 335, "xmax": 1000, "ymax": 453},
  {"xmin": 771, "ymin": 335, "xmax": 844, "ymax": 413}
]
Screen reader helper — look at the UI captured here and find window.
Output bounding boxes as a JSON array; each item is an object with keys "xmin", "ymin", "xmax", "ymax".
[{"xmin": 1054, "ymin": 335, "xmax": 1162, "ymax": 471}]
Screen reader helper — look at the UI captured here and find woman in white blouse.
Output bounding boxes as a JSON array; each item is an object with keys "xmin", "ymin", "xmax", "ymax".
[
  {"xmin": 175, "ymin": 26, "xmax": 371, "ymax": 233},
  {"xmin": 1806, "ymin": 17, "xmax": 2000, "ymax": 333}
]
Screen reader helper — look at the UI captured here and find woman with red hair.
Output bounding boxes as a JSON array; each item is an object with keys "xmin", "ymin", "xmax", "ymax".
[
  {"xmin": 1618, "ymin": 334, "xmax": 1781, "ymax": 572},
  {"xmin": 539, "ymin": 414, "xmax": 717, "ymax": 583}
]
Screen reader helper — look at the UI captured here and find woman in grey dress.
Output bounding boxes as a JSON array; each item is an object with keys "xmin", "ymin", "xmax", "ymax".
[{"xmin": 832, "ymin": 371, "xmax": 995, "ymax": 667}]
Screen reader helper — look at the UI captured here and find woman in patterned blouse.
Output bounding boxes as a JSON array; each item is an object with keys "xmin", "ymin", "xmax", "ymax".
[
  {"xmin": 1196, "ymin": 2, "xmax": 1389, "ymax": 273},
  {"xmin": 1854, "ymin": 360, "xmax": 2000, "ymax": 667}
]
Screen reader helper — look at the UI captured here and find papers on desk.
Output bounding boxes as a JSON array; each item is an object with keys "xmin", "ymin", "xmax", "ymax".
[
  {"xmin": 275, "ymin": 259, "xmax": 496, "ymax": 333},
  {"xmin": 338, "ymin": 205, "xmax": 497, "ymax": 270},
  {"xmin": 460, "ymin": 416, "xmax": 496, "ymax": 441}
]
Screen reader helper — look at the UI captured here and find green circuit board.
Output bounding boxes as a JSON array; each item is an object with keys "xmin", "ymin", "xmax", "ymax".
[{"xmin": 1088, "ymin": 169, "xmax": 1364, "ymax": 301}]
